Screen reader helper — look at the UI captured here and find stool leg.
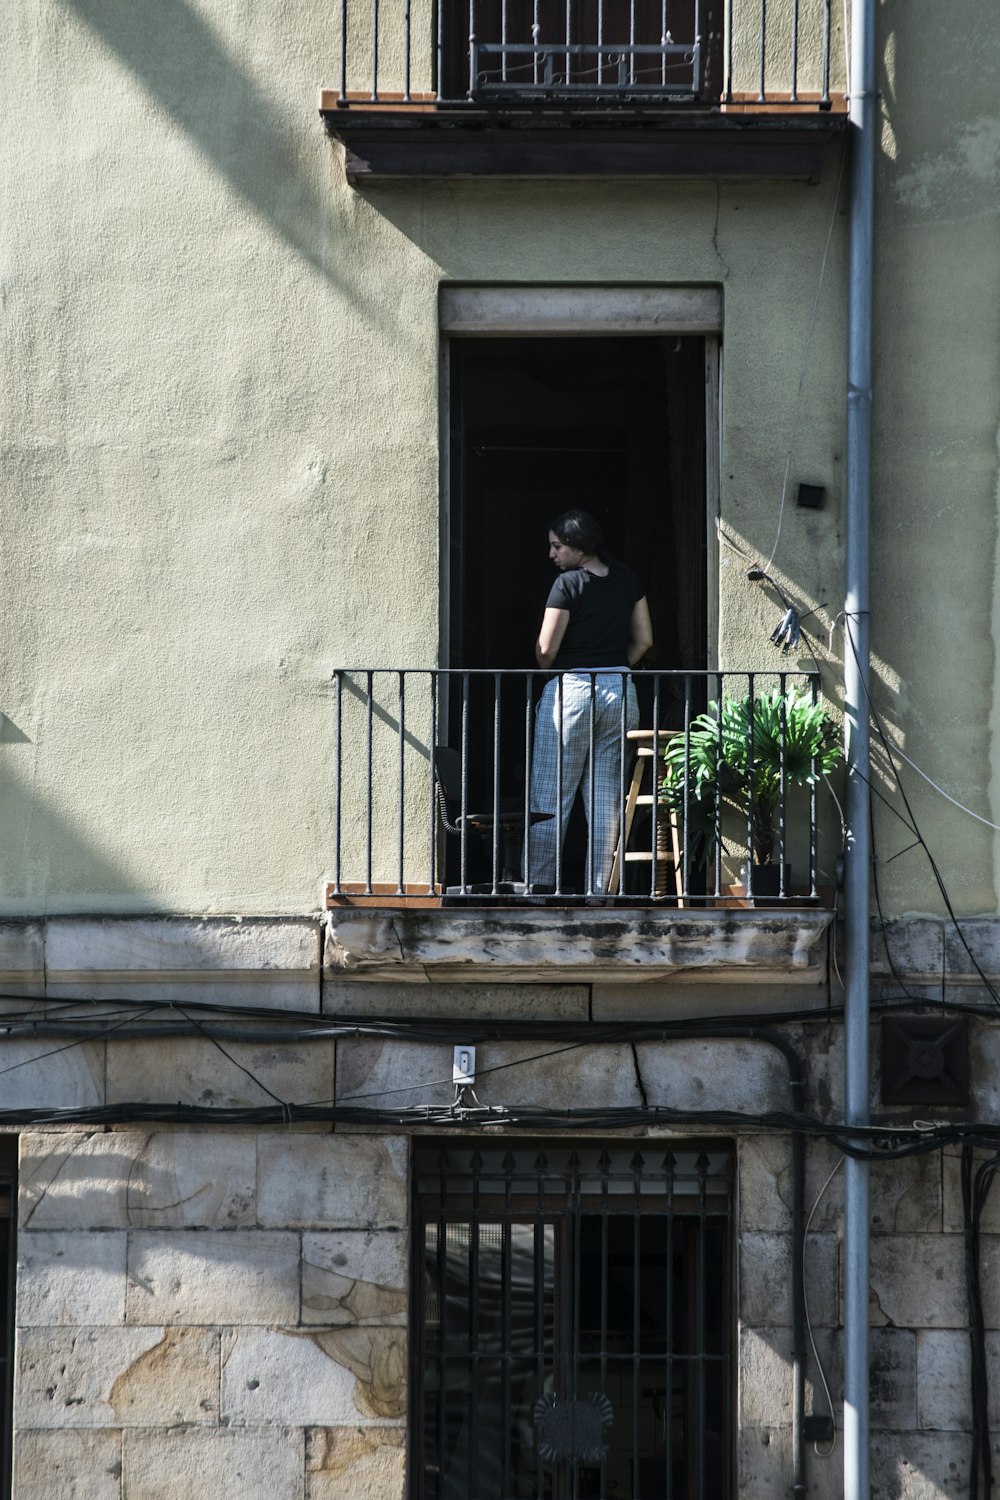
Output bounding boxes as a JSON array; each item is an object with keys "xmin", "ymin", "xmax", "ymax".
[{"xmin": 607, "ymin": 756, "xmax": 645, "ymax": 894}]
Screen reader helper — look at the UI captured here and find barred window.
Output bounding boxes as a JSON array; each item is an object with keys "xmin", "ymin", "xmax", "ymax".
[{"xmin": 414, "ymin": 1141, "xmax": 733, "ymax": 1500}]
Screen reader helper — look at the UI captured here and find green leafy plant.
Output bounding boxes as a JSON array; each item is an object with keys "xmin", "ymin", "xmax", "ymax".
[{"xmin": 660, "ymin": 687, "xmax": 842, "ymax": 869}]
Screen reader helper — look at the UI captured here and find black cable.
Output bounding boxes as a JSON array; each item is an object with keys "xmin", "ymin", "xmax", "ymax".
[{"xmin": 962, "ymin": 1145, "xmax": 1000, "ymax": 1500}]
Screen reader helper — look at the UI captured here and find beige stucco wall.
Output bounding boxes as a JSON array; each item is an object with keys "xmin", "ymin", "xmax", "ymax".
[{"xmin": 2, "ymin": 0, "xmax": 998, "ymax": 918}]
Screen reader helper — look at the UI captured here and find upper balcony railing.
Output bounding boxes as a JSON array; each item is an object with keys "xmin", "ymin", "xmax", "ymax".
[
  {"xmin": 332, "ymin": 0, "xmax": 843, "ymax": 112},
  {"xmin": 329, "ymin": 667, "xmax": 839, "ymax": 906}
]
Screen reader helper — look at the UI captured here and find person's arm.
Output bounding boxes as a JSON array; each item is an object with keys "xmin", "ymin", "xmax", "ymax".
[
  {"xmin": 536, "ymin": 607, "xmax": 570, "ymax": 669},
  {"xmin": 627, "ymin": 596, "xmax": 654, "ymax": 666}
]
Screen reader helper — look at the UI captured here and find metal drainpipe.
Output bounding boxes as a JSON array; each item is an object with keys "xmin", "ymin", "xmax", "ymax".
[{"xmin": 844, "ymin": 0, "xmax": 877, "ymax": 1492}]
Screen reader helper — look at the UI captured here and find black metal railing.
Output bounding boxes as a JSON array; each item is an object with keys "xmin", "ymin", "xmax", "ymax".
[
  {"xmin": 334, "ymin": 0, "xmax": 838, "ymax": 109},
  {"xmin": 330, "ymin": 667, "xmax": 834, "ymax": 904}
]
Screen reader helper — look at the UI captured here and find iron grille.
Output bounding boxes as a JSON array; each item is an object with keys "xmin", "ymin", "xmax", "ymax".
[{"xmin": 414, "ymin": 1141, "xmax": 733, "ymax": 1500}]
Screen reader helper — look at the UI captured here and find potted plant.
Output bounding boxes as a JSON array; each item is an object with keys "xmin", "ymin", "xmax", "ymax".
[{"xmin": 660, "ymin": 686, "xmax": 842, "ymax": 899}]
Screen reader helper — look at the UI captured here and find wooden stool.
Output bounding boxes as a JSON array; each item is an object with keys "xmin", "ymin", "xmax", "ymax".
[{"xmin": 607, "ymin": 729, "xmax": 684, "ymax": 902}]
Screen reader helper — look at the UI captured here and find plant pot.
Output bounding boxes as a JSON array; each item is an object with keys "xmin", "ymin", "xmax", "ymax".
[{"xmin": 740, "ymin": 862, "xmax": 792, "ymax": 899}]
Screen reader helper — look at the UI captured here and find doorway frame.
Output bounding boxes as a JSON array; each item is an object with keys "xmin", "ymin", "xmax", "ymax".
[{"xmin": 437, "ymin": 284, "xmax": 722, "ymax": 670}]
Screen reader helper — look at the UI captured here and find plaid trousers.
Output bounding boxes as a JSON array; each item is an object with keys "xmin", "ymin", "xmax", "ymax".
[{"xmin": 529, "ymin": 671, "xmax": 639, "ymax": 893}]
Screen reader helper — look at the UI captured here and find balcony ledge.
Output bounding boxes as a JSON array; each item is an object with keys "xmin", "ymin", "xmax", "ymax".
[
  {"xmin": 320, "ymin": 102, "xmax": 847, "ymax": 184},
  {"xmin": 325, "ymin": 905, "xmax": 833, "ymax": 984}
]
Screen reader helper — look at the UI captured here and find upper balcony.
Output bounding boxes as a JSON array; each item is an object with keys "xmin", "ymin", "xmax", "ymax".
[
  {"xmin": 325, "ymin": 667, "xmax": 839, "ymax": 984},
  {"xmin": 320, "ymin": 0, "xmax": 848, "ymax": 182}
]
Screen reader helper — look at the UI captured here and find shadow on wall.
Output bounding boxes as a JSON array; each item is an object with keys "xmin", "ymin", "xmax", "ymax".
[
  {"xmin": 58, "ymin": 0, "xmax": 338, "ymax": 286},
  {"xmin": 0, "ymin": 718, "xmax": 151, "ymax": 910}
]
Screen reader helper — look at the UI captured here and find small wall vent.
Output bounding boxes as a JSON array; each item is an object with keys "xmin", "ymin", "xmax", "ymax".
[{"xmin": 880, "ymin": 1015, "xmax": 970, "ymax": 1107}]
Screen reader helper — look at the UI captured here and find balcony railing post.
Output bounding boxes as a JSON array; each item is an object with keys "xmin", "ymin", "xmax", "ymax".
[
  {"xmin": 810, "ymin": 675, "xmax": 819, "ymax": 899},
  {"xmin": 460, "ymin": 673, "xmax": 470, "ymax": 891},
  {"xmin": 333, "ymin": 671, "xmax": 343, "ymax": 892},
  {"xmin": 778, "ymin": 670, "xmax": 787, "ymax": 898},
  {"xmin": 429, "ymin": 673, "xmax": 439, "ymax": 893},
  {"xmin": 587, "ymin": 674, "xmax": 597, "ymax": 896},
  {"xmin": 757, "ymin": 0, "xmax": 767, "ymax": 103},
  {"xmin": 523, "ymin": 674, "xmax": 534, "ymax": 886},
  {"xmin": 468, "ymin": 0, "xmax": 477, "ymax": 99},
  {"xmin": 339, "ymin": 0, "xmax": 348, "ymax": 105},
  {"xmin": 790, "ymin": 0, "xmax": 800, "ymax": 102},
  {"xmin": 555, "ymin": 674, "xmax": 564, "ymax": 896},
  {"xmin": 404, "ymin": 0, "xmax": 412, "ymax": 101},
  {"xmin": 745, "ymin": 673, "xmax": 756, "ymax": 890},
  {"xmin": 371, "ymin": 0, "xmax": 379, "ymax": 102},
  {"xmin": 397, "ymin": 670, "xmax": 406, "ymax": 896},
  {"xmin": 492, "ymin": 672, "xmax": 502, "ymax": 893},
  {"xmin": 365, "ymin": 670, "xmax": 374, "ymax": 894}
]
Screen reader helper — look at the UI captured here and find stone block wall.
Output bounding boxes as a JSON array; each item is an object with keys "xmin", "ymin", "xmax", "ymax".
[
  {"xmin": 14, "ymin": 1130, "xmax": 409, "ymax": 1500},
  {"xmin": 3, "ymin": 913, "xmax": 1000, "ymax": 1496}
]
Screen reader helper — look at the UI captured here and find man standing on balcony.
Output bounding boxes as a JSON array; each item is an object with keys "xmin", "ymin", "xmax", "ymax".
[{"xmin": 530, "ymin": 510, "xmax": 654, "ymax": 895}]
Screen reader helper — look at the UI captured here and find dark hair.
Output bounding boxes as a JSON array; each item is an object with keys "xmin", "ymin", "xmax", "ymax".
[{"xmin": 549, "ymin": 509, "xmax": 606, "ymax": 560}]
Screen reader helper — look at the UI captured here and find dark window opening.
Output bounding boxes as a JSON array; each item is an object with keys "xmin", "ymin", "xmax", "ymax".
[
  {"xmin": 438, "ymin": 1, "xmax": 724, "ymax": 103},
  {"xmin": 413, "ymin": 1142, "xmax": 733, "ymax": 1500},
  {"xmin": 445, "ymin": 335, "xmax": 709, "ymax": 893}
]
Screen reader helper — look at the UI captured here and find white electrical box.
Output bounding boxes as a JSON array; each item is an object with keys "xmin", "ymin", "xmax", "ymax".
[{"xmin": 453, "ymin": 1045, "xmax": 476, "ymax": 1085}]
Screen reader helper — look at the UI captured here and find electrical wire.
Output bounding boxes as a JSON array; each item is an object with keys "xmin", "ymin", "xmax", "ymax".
[
  {"xmin": 802, "ymin": 1154, "xmax": 844, "ymax": 1456},
  {"xmin": 887, "ymin": 744, "xmax": 1000, "ymax": 835}
]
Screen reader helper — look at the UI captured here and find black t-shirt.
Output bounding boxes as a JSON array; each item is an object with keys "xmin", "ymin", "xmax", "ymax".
[{"xmin": 545, "ymin": 558, "xmax": 642, "ymax": 669}]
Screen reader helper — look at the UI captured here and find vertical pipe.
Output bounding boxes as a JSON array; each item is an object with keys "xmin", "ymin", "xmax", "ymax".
[
  {"xmin": 844, "ymin": 0, "xmax": 876, "ymax": 1493},
  {"xmin": 822, "ymin": 0, "xmax": 832, "ymax": 106}
]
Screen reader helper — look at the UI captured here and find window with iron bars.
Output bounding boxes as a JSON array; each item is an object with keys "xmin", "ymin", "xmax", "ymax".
[{"xmin": 413, "ymin": 1141, "xmax": 733, "ymax": 1500}]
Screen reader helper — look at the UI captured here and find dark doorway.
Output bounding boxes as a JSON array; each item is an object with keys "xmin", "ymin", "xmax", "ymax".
[
  {"xmin": 448, "ymin": 335, "xmax": 708, "ymax": 675},
  {"xmin": 444, "ymin": 335, "xmax": 709, "ymax": 893}
]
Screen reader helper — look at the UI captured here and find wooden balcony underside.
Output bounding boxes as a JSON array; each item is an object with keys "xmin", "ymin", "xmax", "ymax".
[{"xmin": 321, "ymin": 105, "xmax": 847, "ymax": 183}]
